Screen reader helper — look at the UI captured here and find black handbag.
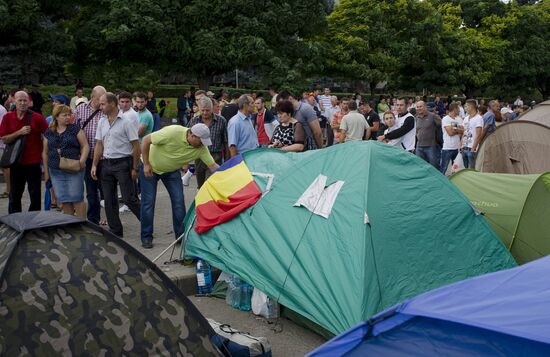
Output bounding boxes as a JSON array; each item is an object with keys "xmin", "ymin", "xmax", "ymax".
[{"xmin": 0, "ymin": 111, "xmax": 32, "ymax": 168}]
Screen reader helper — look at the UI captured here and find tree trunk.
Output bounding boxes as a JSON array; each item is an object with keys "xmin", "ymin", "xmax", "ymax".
[{"xmin": 197, "ymin": 74, "xmax": 213, "ymax": 91}]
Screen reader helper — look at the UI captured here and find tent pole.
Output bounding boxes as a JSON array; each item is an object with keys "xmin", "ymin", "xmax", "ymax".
[{"xmin": 152, "ymin": 233, "xmax": 184, "ymax": 264}]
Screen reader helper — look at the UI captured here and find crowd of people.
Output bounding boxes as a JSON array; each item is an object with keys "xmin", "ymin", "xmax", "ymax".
[{"xmin": 0, "ymin": 84, "xmax": 533, "ymax": 249}]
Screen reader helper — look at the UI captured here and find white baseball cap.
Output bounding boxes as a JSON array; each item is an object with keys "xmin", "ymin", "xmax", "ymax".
[{"xmin": 190, "ymin": 123, "xmax": 212, "ymax": 146}]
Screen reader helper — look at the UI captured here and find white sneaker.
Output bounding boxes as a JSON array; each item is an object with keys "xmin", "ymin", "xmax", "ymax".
[
  {"xmin": 119, "ymin": 204, "xmax": 130, "ymax": 213},
  {"xmin": 181, "ymin": 170, "xmax": 193, "ymax": 186},
  {"xmin": 100, "ymin": 200, "xmax": 105, "ymax": 208}
]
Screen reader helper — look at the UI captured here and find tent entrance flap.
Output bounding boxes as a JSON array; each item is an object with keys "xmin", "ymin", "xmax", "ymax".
[{"xmin": 294, "ymin": 174, "xmax": 344, "ymax": 219}]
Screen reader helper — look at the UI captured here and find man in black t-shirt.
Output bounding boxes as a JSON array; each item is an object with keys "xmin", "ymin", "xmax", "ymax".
[
  {"xmin": 360, "ymin": 100, "xmax": 382, "ymax": 140},
  {"xmin": 221, "ymin": 92, "xmax": 240, "ymax": 122}
]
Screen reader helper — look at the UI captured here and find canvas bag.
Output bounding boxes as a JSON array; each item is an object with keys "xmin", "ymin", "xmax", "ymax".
[
  {"xmin": 208, "ymin": 319, "xmax": 272, "ymax": 357},
  {"xmin": 0, "ymin": 111, "xmax": 32, "ymax": 168}
]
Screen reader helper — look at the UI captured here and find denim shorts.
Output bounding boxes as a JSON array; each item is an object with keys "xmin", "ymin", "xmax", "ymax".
[{"xmin": 49, "ymin": 167, "xmax": 85, "ymax": 203}]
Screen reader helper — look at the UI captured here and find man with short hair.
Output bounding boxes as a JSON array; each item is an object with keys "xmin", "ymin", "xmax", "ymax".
[
  {"xmin": 278, "ymin": 91, "xmax": 323, "ymax": 150},
  {"xmin": 324, "ymin": 96, "xmax": 340, "ymax": 146},
  {"xmin": 251, "ymin": 97, "xmax": 278, "ymax": 147},
  {"xmin": 378, "ymin": 98, "xmax": 416, "ymax": 152},
  {"xmin": 177, "ymin": 90, "xmax": 192, "ymax": 126},
  {"xmin": 318, "ymin": 88, "xmax": 332, "ymax": 118},
  {"xmin": 76, "ymin": 85, "xmax": 106, "ymax": 224},
  {"xmin": 462, "ymin": 99, "xmax": 483, "ymax": 169},
  {"xmin": 269, "ymin": 87, "xmax": 279, "ymax": 110},
  {"xmin": 0, "ymin": 91, "xmax": 48, "ymax": 213},
  {"xmin": 91, "ymin": 93, "xmax": 140, "ymax": 237},
  {"xmin": 133, "ymin": 92, "xmax": 154, "ymax": 144},
  {"xmin": 228, "ymin": 95, "xmax": 258, "ymax": 157},
  {"xmin": 415, "ymin": 101, "xmax": 441, "ymax": 168},
  {"xmin": 118, "ymin": 91, "xmax": 139, "ymax": 130},
  {"xmin": 440, "ymin": 102, "xmax": 464, "ymax": 174},
  {"xmin": 187, "ymin": 96, "xmax": 228, "ymax": 188},
  {"xmin": 479, "ymin": 100, "xmax": 498, "ymax": 143},
  {"xmin": 29, "ymin": 84, "xmax": 45, "ymax": 114},
  {"xmin": 140, "ymin": 123, "xmax": 219, "ymax": 248},
  {"xmin": 331, "ymin": 97, "xmax": 350, "ymax": 144},
  {"xmin": 70, "ymin": 87, "xmax": 88, "ymax": 114},
  {"xmin": 360, "ymin": 100, "xmax": 381, "ymax": 140},
  {"xmin": 221, "ymin": 92, "xmax": 240, "ymax": 121},
  {"xmin": 146, "ymin": 90, "xmax": 161, "ymax": 131},
  {"xmin": 340, "ymin": 101, "xmax": 371, "ymax": 142}
]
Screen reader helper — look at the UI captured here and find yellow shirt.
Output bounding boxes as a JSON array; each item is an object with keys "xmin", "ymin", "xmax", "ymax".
[{"xmin": 149, "ymin": 126, "xmax": 215, "ymax": 175}]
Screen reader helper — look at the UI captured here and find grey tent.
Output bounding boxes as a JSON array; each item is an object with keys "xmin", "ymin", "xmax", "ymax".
[
  {"xmin": 0, "ymin": 211, "xmax": 219, "ymax": 356},
  {"xmin": 519, "ymin": 100, "xmax": 550, "ymax": 126},
  {"xmin": 475, "ymin": 121, "xmax": 550, "ymax": 174}
]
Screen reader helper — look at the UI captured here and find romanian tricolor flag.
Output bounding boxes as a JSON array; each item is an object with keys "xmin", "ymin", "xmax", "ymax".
[{"xmin": 194, "ymin": 155, "xmax": 262, "ymax": 234}]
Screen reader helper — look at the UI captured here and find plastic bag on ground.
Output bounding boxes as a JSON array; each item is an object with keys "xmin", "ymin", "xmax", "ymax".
[{"xmin": 251, "ymin": 288, "xmax": 279, "ymax": 319}]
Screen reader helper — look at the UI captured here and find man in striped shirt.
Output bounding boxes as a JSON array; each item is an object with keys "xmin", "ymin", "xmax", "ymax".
[{"xmin": 75, "ymin": 85, "xmax": 106, "ymax": 224}]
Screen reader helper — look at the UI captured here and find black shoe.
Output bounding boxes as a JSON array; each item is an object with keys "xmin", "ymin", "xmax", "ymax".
[{"xmin": 141, "ymin": 240, "xmax": 153, "ymax": 249}]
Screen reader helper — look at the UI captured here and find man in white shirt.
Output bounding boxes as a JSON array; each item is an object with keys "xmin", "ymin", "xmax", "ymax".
[
  {"xmin": 70, "ymin": 87, "xmax": 88, "ymax": 114},
  {"xmin": 318, "ymin": 88, "xmax": 332, "ymax": 116},
  {"xmin": 462, "ymin": 99, "xmax": 483, "ymax": 169},
  {"xmin": 340, "ymin": 100, "xmax": 370, "ymax": 142},
  {"xmin": 513, "ymin": 96, "xmax": 523, "ymax": 107},
  {"xmin": 118, "ymin": 91, "xmax": 140, "ymax": 130},
  {"xmin": 324, "ymin": 96, "xmax": 340, "ymax": 146},
  {"xmin": 440, "ymin": 102, "xmax": 464, "ymax": 174},
  {"xmin": 91, "ymin": 92, "xmax": 140, "ymax": 237}
]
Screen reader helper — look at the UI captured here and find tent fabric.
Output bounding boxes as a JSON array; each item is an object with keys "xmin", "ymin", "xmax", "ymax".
[
  {"xmin": 182, "ymin": 142, "xmax": 516, "ymax": 335},
  {"xmin": 0, "ymin": 210, "xmax": 84, "ymax": 232},
  {"xmin": 475, "ymin": 121, "xmax": 550, "ymax": 174},
  {"xmin": 519, "ymin": 100, "xmax": 550, "ymax": 126},
  {"xmin": 308, "ymin": 255, "xmax": 550, "ymax": 356},
  {"xmin": 450, "ymin": 170, "xmax": 550, "ymax": 264},
  {"xmin": 0, "ymin": 213, "xmax": 218, "ymax": 356}
]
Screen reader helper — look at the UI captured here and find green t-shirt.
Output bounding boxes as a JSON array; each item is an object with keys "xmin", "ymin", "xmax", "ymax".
[
  {"xmin": 138, "ymin": 109, "xmax": 154, "ymax": 144},
  {"xmin": 149, "ymin": 126, "xmax": 215, "ymax": 175}
]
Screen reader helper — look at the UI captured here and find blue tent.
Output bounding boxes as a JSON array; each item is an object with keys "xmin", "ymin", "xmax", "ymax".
[{"xmin": 307, "ymin": 255, "xmax": 550, "ymax": 356}]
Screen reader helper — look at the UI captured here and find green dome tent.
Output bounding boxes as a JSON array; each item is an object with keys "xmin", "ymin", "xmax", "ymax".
[
  {"xmin": 181, "ymin": 142, "xmax": 516, "ymax": 336},
  {"xmin": 0, "ymin": 212, "xmax": 219, "ymax": 356},
  {"xmin": 450, "ymin": 170, "xmax": 550, "ymax": 264}
]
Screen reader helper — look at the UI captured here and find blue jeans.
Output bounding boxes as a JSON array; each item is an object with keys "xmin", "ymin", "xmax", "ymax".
[
  {"xmin": 152, "ymin": 113, "xmax": 161, "ymax": 132},
  {"xmin": 440, "ymin": 149, "xmax": 459, "ymax": 174},
  {"xmin": 416, "ymin": 146, "xmax": 440, "ymax": 169},
  {"xmin": 462, "ymin": 147, "xmax": 476, "ymax": 169},
  {"xmin": 140, "ymin": 168, "xmax": 185, "ymax": 243}
]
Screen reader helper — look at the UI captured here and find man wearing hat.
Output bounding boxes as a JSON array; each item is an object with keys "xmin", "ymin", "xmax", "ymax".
[{"xmin": 140, "ymin": 123, "xmax": 219, "ymax": 249}]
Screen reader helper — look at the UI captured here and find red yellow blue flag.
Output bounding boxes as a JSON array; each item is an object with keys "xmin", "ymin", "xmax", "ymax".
[{"xmin": 194, "ymin": 155, "xmax": 262, "ymax": 234}]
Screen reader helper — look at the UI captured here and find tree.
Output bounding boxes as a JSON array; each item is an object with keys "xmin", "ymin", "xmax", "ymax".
[
  {"xmin": 177, "ymin": 0, "xmax": 328, "ymax": 89},
  {"xmin": 0, "ymin": 0, "xmax": 73, "ymax": 84},
  {"xmin": 430, "ymin": 0, "xmax": 506, "ymax": 28},
  {"xmin": 498, "ymin": 0, "xmax": 550, "ymax": 99},
  {"xmin": 65, "ymin": 0, "xmax": 184, "ymax": 89},
  {"xmin": 321, "ymin": 0, "xmax": 441, "ymax": 95},
  {"xmin": 403, "ymin": 3, "xmax": 507, "ymax": 96}
]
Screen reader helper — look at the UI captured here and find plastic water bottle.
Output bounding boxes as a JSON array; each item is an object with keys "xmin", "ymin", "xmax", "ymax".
[
  {"xmin": 225, "ymin": 274, "xmax": 253, "ymax": 311},
  {"xmin": 239, "ymin": 281, "xmax": 253, "ymax": 311},
  {"xmin": 196, "ymin": 259, "xmax": 212, "ymax": 295}
]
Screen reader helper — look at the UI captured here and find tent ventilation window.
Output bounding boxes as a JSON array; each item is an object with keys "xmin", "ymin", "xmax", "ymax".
[{"xmin": 294, "ymin": 175, "xmax": 344, "ymax": 218}]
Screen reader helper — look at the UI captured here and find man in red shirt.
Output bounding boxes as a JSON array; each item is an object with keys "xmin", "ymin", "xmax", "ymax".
[
  {"xmin": 252, "ymin": 97, "xmax": 278, "ymax": 147},
  {"xmin": 0, "ymin": 91, "xmax": 48, "ymax": 213}
]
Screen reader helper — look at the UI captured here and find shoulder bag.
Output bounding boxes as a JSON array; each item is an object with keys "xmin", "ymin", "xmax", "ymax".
[{"xmin": 0, "ymin": 111, "xmax": 32, "ymax": 168}]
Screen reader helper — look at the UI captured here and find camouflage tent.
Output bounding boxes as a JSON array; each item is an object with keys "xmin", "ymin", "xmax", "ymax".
[{"xmin": 0, "ymin": 211, "xmax": 219, "ymax": 356}]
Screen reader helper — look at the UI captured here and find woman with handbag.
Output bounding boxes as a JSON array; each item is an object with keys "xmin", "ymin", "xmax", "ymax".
[{"xmin": 42, "ymin": 105, "xmax": 89, "ymax": 218}]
